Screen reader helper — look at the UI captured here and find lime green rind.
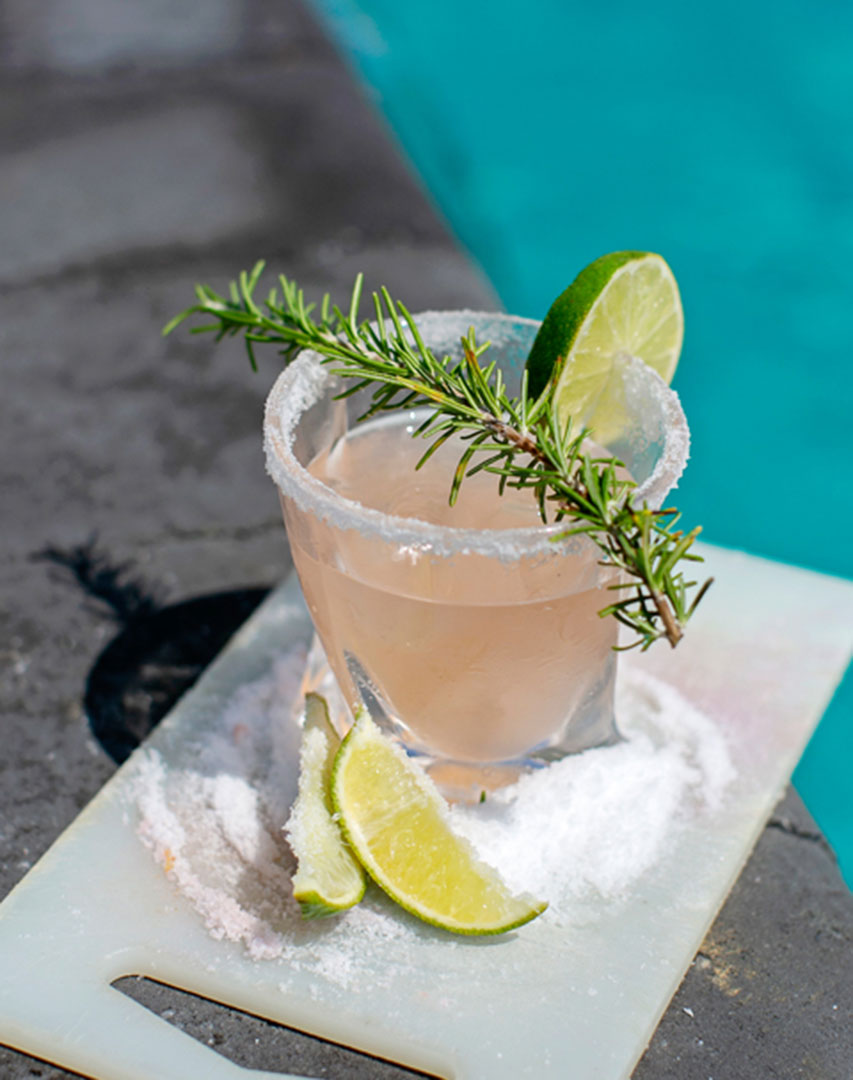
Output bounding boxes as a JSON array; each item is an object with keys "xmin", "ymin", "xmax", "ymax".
[
  {"xmin": 291, "ymin": 843, "xmax": 367, "ymax": 915},
  {"xmin": 330, "ymin": 713, "xmax": 547, "ymax": 937},
  {"xmin": 287, "ymin": 695, "xmax": 366, "ymax": 919},
  {"xmin": 525, "ymin": 250, "xmax": 647, "ymax": 400},
  {"xmin": 294, "ymin": 884, "xmax": 366, "ymax": 920},
  {"xmin": 336, "ymin": 805, "xmax": 546, "ymax": 936},
  {"xmin": 376, "ymin": 893, "xmax": 548, "ymax": 937}
]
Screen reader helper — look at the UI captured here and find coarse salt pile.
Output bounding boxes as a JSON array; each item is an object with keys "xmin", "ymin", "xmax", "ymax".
[
  {"xmin": 450, "ymin": 671, "xmax": 735, "ymax": 923},
  {"xmin": 127, "ymin": 645, "xmax": 734, "ymax": 977}
]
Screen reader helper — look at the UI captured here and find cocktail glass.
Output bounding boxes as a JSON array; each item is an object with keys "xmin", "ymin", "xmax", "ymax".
[{"xmin": 264, "ymin": 311, "xmax": 689, "ymax": 798}]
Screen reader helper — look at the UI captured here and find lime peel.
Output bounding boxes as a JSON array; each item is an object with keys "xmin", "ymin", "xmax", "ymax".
[
  {"xmin": 330, "ymin": 712, "xmax": 547, "ymax": 936},
  {"xmin": 525, "ymin": 251, "xmax": 683, "ymax": 443},
  {"xmin": 286, "ymin": 693, "xmax": 366, "ymax": 919}
]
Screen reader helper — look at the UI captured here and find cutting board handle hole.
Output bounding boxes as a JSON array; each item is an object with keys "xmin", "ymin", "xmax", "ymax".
[{"xmin": 113, "ymin": 975, "xmax": 446, "ymax": 1079}]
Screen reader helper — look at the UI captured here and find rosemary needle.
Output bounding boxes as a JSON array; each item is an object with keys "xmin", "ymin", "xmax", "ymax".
[{"xmin": 165, "ymin": 263, "xmax": 712, "ymax": 650}]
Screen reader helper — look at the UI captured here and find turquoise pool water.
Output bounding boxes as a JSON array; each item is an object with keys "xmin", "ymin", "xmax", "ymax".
[{"xmin": 310, "ymin": 0, "xmax": 853, "ymax": 885}]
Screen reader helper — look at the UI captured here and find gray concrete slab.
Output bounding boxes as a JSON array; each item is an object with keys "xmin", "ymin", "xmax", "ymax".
[{"xmin": 0, "ymin": 1, "xmax": 850, "ymax": 1077}]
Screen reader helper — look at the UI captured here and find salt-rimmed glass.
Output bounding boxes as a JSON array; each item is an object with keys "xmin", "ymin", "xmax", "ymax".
[{"xmin": 264, "ymin": 312, "xmax": 689, "ymax": 798}]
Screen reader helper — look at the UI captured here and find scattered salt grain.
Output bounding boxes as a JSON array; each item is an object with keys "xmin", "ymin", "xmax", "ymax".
[
  {"xmin": 451, "ymin": 667, "xmax": 735, "ymax": 922},
  {"xmin": 128, "ymin": 647, "xmax": 734, "ymax": 982}
]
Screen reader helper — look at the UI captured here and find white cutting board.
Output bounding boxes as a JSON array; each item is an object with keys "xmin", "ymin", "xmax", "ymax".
[{"xmin": 1, "ymin": 544, "xmax": 851, "ymax": 1080}]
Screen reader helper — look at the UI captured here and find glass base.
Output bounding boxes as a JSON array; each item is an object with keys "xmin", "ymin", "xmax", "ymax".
[
  {"xmin": 418, "ymin": 660, "xmax": 622, "ymax": 801},
  {"xmin": 298, "ymin": 635, "xmax": 622, "ymax": 803}
]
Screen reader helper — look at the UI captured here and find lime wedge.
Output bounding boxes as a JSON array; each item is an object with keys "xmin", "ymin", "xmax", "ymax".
[
  {"xmin": 286, "ymin": 693, "xmax": 366, "ymax": 918},
  {"xmin": 525, "ymin": 251, "xmax": 683, "ymax": 442},
  {"xmin": 330, "ymin": 713, "xmax": 547, "ymax": 935}
]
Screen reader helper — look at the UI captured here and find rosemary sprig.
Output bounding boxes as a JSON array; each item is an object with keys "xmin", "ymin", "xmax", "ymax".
[{"xmin": 165, "ymin": 262, "xmax": 712, "ymax": 649}]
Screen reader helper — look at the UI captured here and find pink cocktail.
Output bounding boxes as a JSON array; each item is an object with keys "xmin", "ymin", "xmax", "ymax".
[{"xmin": 265, "ymin": 311, "xmax": 688, "ymax": 797}]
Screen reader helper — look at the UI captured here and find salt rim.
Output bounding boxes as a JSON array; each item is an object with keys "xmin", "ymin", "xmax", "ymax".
[{"xmin": 263, "ymin": 310, "xmax": 690, "ymax": 562}]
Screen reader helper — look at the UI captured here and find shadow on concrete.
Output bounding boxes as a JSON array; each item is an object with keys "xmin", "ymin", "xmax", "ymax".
[{"xmin": 34, "ymin": 537, "xmax": 270, "ymax": 763}]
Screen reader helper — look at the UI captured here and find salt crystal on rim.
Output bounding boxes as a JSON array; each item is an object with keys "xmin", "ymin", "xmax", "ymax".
[{"xmin": 263, "ymin": 312, "xmax": 689, "ymax": 563}]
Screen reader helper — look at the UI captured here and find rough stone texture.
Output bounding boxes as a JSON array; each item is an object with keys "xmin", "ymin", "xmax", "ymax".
[
  {"xmin": 0, "ymin": 1, "xmax": 849, "ymax": 1078},
  {"xmin": 633, "ymin": 788, "xmax": 852, "ymax": 1079}
]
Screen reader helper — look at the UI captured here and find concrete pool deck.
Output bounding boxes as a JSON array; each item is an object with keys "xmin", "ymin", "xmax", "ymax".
[{"xmin": 0, "ymin": 1, "xmax": 850, "ymax": 1076}]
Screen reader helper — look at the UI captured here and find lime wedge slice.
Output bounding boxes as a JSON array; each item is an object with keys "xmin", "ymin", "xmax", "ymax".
[
  {"xmin": 331, "ymin": 713, "xmax": 547, "ymax": 935},
  {"xmin": 525, "ymin": 251, "xmax": 683, "ymax": 443},
  {"xmin": 286, "ymin": 693, "xmax": 366, "ymax": 918}
]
